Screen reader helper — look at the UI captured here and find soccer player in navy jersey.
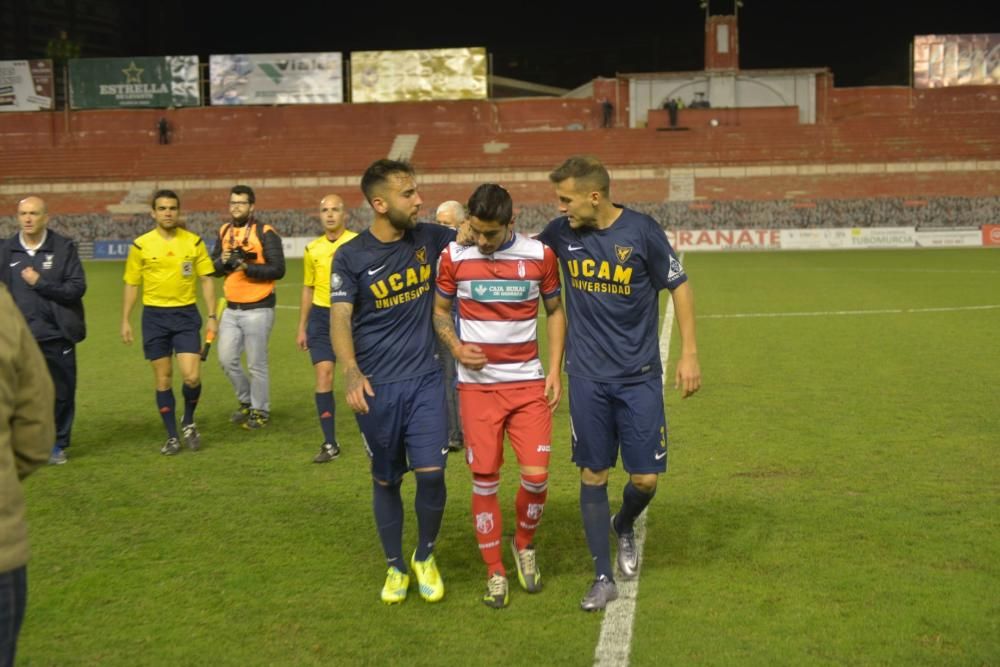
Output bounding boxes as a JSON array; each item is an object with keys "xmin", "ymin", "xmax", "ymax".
[
  {"xmin": 330, "ymin": 160, "xmax": 458, "ymax": 605},
  {"xmin": 537, "ymin": 156, "xmax": 701, "ymax": 611}
]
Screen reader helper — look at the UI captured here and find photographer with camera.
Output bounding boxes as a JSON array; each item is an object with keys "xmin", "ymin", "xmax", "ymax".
[{"xmin": 211, "ymin": 185, "xmax": 285, "ymax": 430}]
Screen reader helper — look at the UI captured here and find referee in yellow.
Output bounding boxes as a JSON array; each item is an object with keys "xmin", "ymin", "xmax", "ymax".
[
  {"xmin": 296, "ymin": 194, "xmax": 358, "ymax": 463},
  {"xmin": 121, "ymin": 190, "xmax": 218, "ymax": 455}
]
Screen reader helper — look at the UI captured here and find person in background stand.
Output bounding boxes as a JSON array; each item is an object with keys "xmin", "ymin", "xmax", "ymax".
[
  {"xmin": 1, "ymin": 196, "xmax": 86, "ymax": 465},
  {"xmin": 600, "ymin": 97, "xmax": 613, "ymax": 128},
  {"xmin": 157, "ymin": 118, "xmax": 170, "ymax": 145},
  {"xmin": 434, "ymin": 200, "xmax": 467, "ymax": 452},
  {"xmin": 297, "ymin": 194, "xmax": 358, "ymax": 463}
]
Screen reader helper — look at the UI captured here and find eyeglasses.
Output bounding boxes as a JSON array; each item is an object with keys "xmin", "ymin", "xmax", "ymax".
[{"xmin": 229, "ymin": 201, "xmax": 251, "ymax": 207}]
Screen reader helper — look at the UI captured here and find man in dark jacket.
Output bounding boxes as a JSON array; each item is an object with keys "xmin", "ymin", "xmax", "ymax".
[{"xmin": 1, "ymin": 196, "xmax": 86, "ymax": 464}]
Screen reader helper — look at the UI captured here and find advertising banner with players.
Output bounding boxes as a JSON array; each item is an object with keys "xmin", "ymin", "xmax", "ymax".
[
  {"xmin": 982, "ymin": 224, "xmax": 1000, "ymax": 247},
  {"xmin": 913, "ymin": 34, "xmax": 1000, "ymax": 88},
  {"xmin": 667, "ymin": 229, "xmax": 782, "ymax": 252},
  {"xmin": 779, "ymin": 227, "xmax": 917, "ymax": 250},
  {"xmin": 0, "ymin": 60, "xmax": 54, "ymax": 111},
  {"xmin": 845, "ymin": 227, "xmax": 916, "ymax": 248},
  {"xmin": 914, "ymin": 229, "xmax": 983, "ymax": 247},
  {"xmin": 209, "ymin": 53, "xmax": 344, "ymax": 105},
  {"xmin": 668, "ymin": 227, "xmax": 985, "ymax": 252},
  {"xmin": 350, "ymin": 47, "xmax": 487, "ymax": 103},
  {"xmin": 780, "ymin": 228, "xmax": 852, "ymax": 250},
  {"xmin": 281, "ymin": 237, "xmax": 311, "ymax": 259},
  {"xmin": 92, "ymin": 240, "xmax": 133, "ymax": 259},
  {"xmin": 69, "ymin": 56, "xmax": 200, "ymax": 109}
]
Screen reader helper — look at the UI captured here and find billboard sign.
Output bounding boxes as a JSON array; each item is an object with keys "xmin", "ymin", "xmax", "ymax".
[
  {"xmin": 914, "ymin": 34, "xmax": 1000, "ymax": 88},
  {"xmin": 69, "ymin": 56, "xmax": 200, "ymax": 109},
  {"xmin": 209, "ymin": 53, "xmax": 343, "ymax": 105},
  {"xmin": 350, "ymin": 47, "xmax": 487, "ymax": 103},
  {"xmin": 0, "ymin": 60, "xmax": 54, "ymax": 111},
  {"xmin": 982, "ymin": 224, "xmax": 1000, "ymax": 247}
]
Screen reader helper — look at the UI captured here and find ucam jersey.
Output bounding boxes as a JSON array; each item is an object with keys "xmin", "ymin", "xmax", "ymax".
[
  {"xmin": 537, "ymin": 206, "xmax": 687, "ymax": 382},
  {"xmin": 436, "ymin": 233, "xmax": 560, "ymax": 389},
  {"xmin": 331, "ymin": 223, "xmax": 454, "ymax": 384}
]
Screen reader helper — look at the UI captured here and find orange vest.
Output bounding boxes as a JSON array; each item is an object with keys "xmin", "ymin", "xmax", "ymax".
[{"xmin": 219, "ymin": 222, "xmax": 276, "ymax": 304}]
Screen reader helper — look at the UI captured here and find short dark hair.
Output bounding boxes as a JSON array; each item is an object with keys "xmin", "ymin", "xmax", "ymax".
[
  {"xmin": 151, "ymin": 189, "xmax": 180, "ymax": 208},
  {"xmin": 467, "ymin": 184, "xmax": 513, "ymax": 225},
  {"xmin": 548, "ymin": 156, "xmax": 610, "ymax": 197},
  {"xmin": 230, "ymin": 184, "xmax": 255, "ymax": 204},
  {"xmin": 361, "ymin": 159, "xmax": 414, "ymax": 205}
]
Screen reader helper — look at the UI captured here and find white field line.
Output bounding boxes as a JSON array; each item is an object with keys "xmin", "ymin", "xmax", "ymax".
[
  {"xmin": 700, "ymin": 304, "xmax": 1000, "ymax": 320},
  {"xmin": 593, "ymin": 256, "xmax": 680, "ymax": 666}
]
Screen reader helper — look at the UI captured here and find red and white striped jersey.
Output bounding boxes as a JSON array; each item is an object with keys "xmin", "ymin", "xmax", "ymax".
[{"xmin": 436, "ymin": 233, "xmax": 561, "ymax": 389}]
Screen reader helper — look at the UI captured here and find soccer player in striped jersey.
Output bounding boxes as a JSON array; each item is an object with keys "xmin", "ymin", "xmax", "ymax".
[
  {"xmin": 121, "ymin": 190, "xmax": 218, "ymax": 455},
  {"xmin": 331, "ymin": 160, "xmax": 457, "ymax": 605},
  {"xmin": 296, "ymin": 194, "xmax": 357, "ymax": 463},
  {"xmin": 537, "ymin": 156, "xmax": 701, "ymax": 611},
  {"xmin": 434, "ymin": 184, "xmax": 565, "ymax": 609}
]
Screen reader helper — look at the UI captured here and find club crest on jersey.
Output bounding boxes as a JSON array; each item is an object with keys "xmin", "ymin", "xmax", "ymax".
[
  {"xmin": 415, "ymin": 246, "xmax": 427, "ymax": 265},
  {"xmin": 331, "ymin": 273, "xmax": 343, "ymax": 291},
  {"xmin": 42, "ymin": 254, "xmax": 54, "ymax": 270},
  {"xmin": 615, "ymin": 245, "xmax": 633, "ymax": 264},
  {"xmin": 517, "ymin": 260, "xmax": 526, "ymax": 278},
  {"xmin": 668, "ymin": 257, "xmax": 684, "ymax": 281},
  {"xmin": 476, "ymin": 512, "xmax": 495, "ymax": 534}
]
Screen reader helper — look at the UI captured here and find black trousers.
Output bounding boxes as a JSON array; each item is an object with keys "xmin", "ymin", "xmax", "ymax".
[{"xmin": 38, "ymin": 338, "xmax": 77, "ymax": 450}]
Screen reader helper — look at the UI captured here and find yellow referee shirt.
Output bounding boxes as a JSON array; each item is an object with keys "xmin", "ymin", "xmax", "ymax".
[
  {"xmin": 123, "ymin": 228, "xmax": 215, "ymax": 307},
  {"xmin": 303, "ymin": 230, "xmax": 357, "ymax": 308}
]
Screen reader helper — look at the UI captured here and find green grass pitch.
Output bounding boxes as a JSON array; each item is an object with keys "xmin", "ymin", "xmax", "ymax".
[{"xmin": 17, "ymin": 248, "xmax": 999, "ymax": 666}]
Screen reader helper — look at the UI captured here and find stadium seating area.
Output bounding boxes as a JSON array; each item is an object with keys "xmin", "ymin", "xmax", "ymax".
[{"xmin": 0, "ymin": 83, "xmax": 997, "ymax": 238}]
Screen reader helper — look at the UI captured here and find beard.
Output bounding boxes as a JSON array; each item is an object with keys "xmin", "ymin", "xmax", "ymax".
[{"xmin": 386, "ymin": 206, "xmax": 417, "ymax": 231}]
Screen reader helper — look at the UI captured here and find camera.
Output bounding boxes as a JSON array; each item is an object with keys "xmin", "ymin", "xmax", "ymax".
[{"xmin": 223, "ymin": 247, "xmax": 257, "ymax": 272}]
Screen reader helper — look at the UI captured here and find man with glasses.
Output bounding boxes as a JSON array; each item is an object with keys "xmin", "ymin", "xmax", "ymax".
[{"xmin": 211, "ymin": 185, "xmax": 285, "ymax": 430}]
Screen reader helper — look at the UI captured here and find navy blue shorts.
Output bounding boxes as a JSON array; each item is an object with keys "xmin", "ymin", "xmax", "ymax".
[
  {"xmin": 306, "ymin": 305, "xmax": 335, "ymax": 365},
  {"xmin": 142, "ymin": 305, "xmax": 201, "ymax": 360},
  {"xmin": 568, "ymin": 374, "xmax": 668, "ymax": 474},
  {"xmin": 355, "ymin": 370, "xmax": 449, "ymax": 484}
]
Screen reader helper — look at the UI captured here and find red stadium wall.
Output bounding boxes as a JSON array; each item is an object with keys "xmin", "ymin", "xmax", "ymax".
[
  {"xmin": 0, "ymin": 98, "xmax": 606, "ymax": 150},
  {"xmin": 0, "ymin": 85, "xmax": 997, "ymax": 207}
]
